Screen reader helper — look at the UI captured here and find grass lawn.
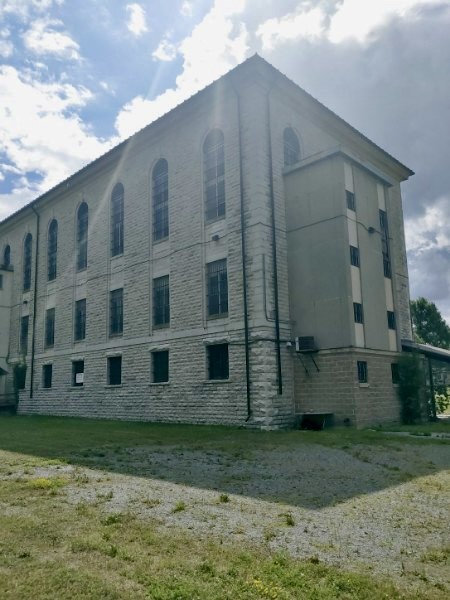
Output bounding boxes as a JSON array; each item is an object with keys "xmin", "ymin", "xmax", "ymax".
[{"xmin": 0, "ymin": 416, "xmax": 449, "ymax": 599}]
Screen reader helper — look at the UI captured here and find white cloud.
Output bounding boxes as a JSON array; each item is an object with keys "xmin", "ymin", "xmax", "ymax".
[
  {"xmin": 255, "ymin": 0, "xmax": 443, "ymax": 49},
  {"xmin": 116, "ymin": 0, "xmax": 249, "ymax": 138},
  {"xmin": 23, "ymin": 18, "xmax": 80, "ymax": 60},
  {"xmin": 0, "ymin": 65, "xmax": 114, "ymax": 220},
  {"xmin": 152, "ymin": 38, "xmax": 178, "ymax": 62},
  {"xmin": 126, "ymin": 3, "xmax": 148, "ymax": 37},
  {"xmin": 180, "ymin": 1, "xmax": 193, "ymax": 18},
  {"xmin": 0, "ymin": 29, "xmax": 13, "ymax": 57},
  {"xmin": 0, "ymin": 0, "xmax": 63, "ymax": 21}
]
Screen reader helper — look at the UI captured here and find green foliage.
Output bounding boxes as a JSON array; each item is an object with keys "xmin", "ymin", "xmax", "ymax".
[
  {"xmin": 411, "ymin": 298, "xmax": 450, "ymax": 349},
  {"xmin": 435, "ymin": 387, "xmax": 450, "ymax": 414},
  {"xmin": 397, "ymin": 353, "xmax": 425, "ymax": 424}
]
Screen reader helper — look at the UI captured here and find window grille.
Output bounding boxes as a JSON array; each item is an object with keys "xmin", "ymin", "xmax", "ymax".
[
  {"xmin": 152, "ymin": 159, "xmax": 169, "ymax": 241},
  {"xmin": 45, "ymin": 308, "xmax": 55, "ymax": 348},
  {"xmin": 353, "ymin": 302, "xmax": 364, "ymax": 324},
  {"xmin": 350, "ymin": 245, "xmax": 360, "ymax": 267},
  {"xmin": 111, "ymin": 184, "xmax": 124, "ymax": 256},
  {"xmin": 110, "ymin": 288, "xmax": 123, "ymax": 336},
  {"xmin": 47, "ymin": 219, "xmax": 58, "ymax": 280},
  {"xmin": 379, "ymin": 209, "xmax": 391, "ymax": 278},
  {"xmin": 204, "ymin": 129, "xmax": 225, "ymax": 221},
  {"xmin": 23, "ymin": 233, "xmax": 32, "ymax": 291},
  {"xmin": 153, "ymin": 276, "xmax": 170, "ymax": 327},
  {"xmin": 357, "ymin": 360, "xmax": 368, "ymax": 383},
  {"xmin": 207, "ymin": 259, "xmax": 228, "ymax": 317},
  {"xmin": 77, "ymin": 202, "xmax": 88, "ymax": 271},
  {"xmin": 346, "ymin": 190, "xmax": 356, "ymax": 211},
  {"xmin": 75, "ymin": 299, "xmax": 86, "ymax": 341},
  {"xmin": 387, "ymin": 311, "xmax": 396, "ymax": 330},
  {"xmin": 283, "ymin": 128, "xmax": 300, "ymax": 166}
]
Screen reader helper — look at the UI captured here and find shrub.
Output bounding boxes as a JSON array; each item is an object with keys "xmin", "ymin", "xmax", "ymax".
[{"xmin": 397, "ymin": 353, "xmax": 425, "ymax": 424}]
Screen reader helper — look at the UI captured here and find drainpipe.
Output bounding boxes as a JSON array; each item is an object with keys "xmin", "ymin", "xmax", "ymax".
[
  {"xmin": 30, "ymin": 204, "xmax": 40, "ymax": 398},
  {"xmin": 265, "ymin": 89, "xmax": 283, "ymax": 395},
  {"xmin": 230, "ymin": 80, "xmax": 252, "ymax": 420}
]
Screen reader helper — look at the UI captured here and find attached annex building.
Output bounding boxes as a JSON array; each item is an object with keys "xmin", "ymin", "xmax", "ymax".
[{"xmin": 0, "ymin": 56, "xmax": 414, "ymax": 428}]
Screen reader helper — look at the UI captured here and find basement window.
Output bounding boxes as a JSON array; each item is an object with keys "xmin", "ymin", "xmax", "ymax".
[
  {"xmin": 72, "ymin": 360, "xmax": 84, "ymax": 387},
  {"xmin": 42, "ymin": 364, "xmax": 52, "ymax": 389},
  {"xmin": 357, "ymin": 361, "xmax": 368, "ymax": 384},
  {"xmin": 108, "ymin": 356, "xmax": 122, "ymax": 386},
  {"xmin": 207, "ymin": 344, "xmax": 229, "ymax": 380}
]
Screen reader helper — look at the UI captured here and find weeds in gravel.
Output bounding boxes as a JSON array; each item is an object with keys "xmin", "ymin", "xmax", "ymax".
[
  {"xmin": 219, "ymin": 493, "xmax": 230, "ymax": 503},
  {"xmin": 172, "ymin": 500, "xmax": 186, "ymax": 513}
]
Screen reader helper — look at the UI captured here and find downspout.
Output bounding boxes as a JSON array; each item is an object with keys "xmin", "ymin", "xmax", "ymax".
[
  {"xmin": 265, "ymin": 88, "xmax": 283, "ymax": 394},
  {"xmin": 230, "ymin": 80, "xmax": 252, "ymax": 420},
  {"xmin": 30, "ymin": 204, "xmax": 40, "ymax": 398}
]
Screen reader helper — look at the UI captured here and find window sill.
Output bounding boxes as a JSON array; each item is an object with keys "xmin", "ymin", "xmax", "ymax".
[
  {"xmin": 149, "ymin": 382, "xmax": 170, "ymax": 386},
  {"xmin": 205, "ymin": 214, "xmax": 226, "ymax": 225},
  {"xmin": 206, "ymin": 313, "xmax": 228, "ymax": 321},
  {"xmin": 109, "ymin": 333, "xmax": 123, "ymax": 338},
  {"xmin": 153, "ymin": 324, "xmax": 170, "ymax": 330},
  {"xmin": 359, "ymin": 383, "xmax": 369, "ymax": 388},
  {"xmin": 153, "ymin": 236, "xmax": 169, "ymax": 245},
  {"xmin": 70, "ymin": 386, "xmax": 85, "ymax": 390},
  {"xmin": 203, "ymin": 379, "xmax": 230, "ymax": 384},
  {"xmin": 104, "ymin": 384, "xmax": 123, "ymax": 388}
]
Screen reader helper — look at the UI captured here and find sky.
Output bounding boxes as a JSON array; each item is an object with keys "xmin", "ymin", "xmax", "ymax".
[{"xmin": 0, "ymin": 0, "xmax": 449, "ymax": 324}]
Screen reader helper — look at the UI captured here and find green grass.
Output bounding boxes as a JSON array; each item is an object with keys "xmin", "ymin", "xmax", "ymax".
[
  {"xmin": 0, "ymin": 415, "xmax": 448, "ymax": 598},
  {"xmin": 374, "ymin": 421, "xmax": 450, "ymax": 435}
]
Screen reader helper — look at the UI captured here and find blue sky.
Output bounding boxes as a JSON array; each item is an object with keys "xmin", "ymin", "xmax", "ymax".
[{"xmin": 1, "ymin": 0, "xmax": 449, "ymax": 323}]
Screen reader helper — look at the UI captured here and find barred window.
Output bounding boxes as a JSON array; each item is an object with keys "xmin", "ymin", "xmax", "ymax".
[
  {"xmin": 152, "ymin": 159, "xmax": 169, "ymax": 241},
  {"xmin": 47, "ymin": 219, "xmax": 58, "ymax": 281},
  {"xmin": 350, "ymin": 245, "xmax": 360, "ymax": 267},
  {"xmin": 75, "ymin": 299, "xmax": 86, "ymax": 341},
  {"xmin": 77, "ymin": 202, "xmax": 88, "ymax": 271},
  {"xmin": 153, "ymin": 276, "xmax": 170, "ymax": 327},
  {"xmin": 379, "ymin": 209, "xmax": 391, "ymax": 278},
  {"xmin": 208, "ymin": 344, "xmax": 229, "ymax": 380},
  {"xmin": 353, "ymin": 302, "xmax": 364, "ymax": 324},
  {"xmin": 152, "ymin": 350, "xmax": 169, "ymax": 383},
  {"xmin": 108, "ymin": 356, "xmax": 122, "ymax": 385},
  {"xmin": 23, "ymin": 233, "xmax": 32, "ymax": 291},
  {"xmin": 3, "ymin": 244, "xmax": 11, "ymax": 268},
  {"xmin": 357, "ymin": 361, "xmax": 368, "ymax": 383},
  {"xmin": 283, "ymin": 128, "xmax": 300, "ymax": 166},
  {"xmin": 42, "ymin": 364, "xmax": 52, "ymax": 389},
  {"xmin": 20, "ymin": 315, "xmax": 29, "ymax": 355},
  {"xmin": 387, "ymin": 311, "xmax": 396, "ymax": 330},
  {"xmin": 111, "ymin": 183, "xmax": 124, "ymax": 256},
  {"xmin": 204, "ymin": 129, "xmax": 225, "ymax": 221},
  {"xmin": 45, "ymin": 308, "xmax": 55, "ymax": 348},
  {"xmin": 207, "ymin": 259, "xmax": 228, "ymax": 317},
  {"xmin": 72, "ymin": 360, "xmax": 84, "ymax": 386},
  {"xmin": 110, "ymin": 288, "xmax": 123, "ymax": 336},
  {"xmin": 346, "ymin": 190, "xmax": 356, "ymax": 211}
]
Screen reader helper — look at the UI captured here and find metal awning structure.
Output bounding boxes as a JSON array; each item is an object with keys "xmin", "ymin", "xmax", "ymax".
[{"xmin": 401, "ymin": 339, "xmax": 450, "ymax": 364}]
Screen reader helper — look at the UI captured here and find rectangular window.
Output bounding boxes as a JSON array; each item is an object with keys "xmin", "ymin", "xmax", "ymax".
[
  {"xmin": 207, "ymin": 344, "xmax": 229, "ymax": 380},
  {"xmin": 153, "ymin": 276, "xmax": 170, "ymax": 327},
  {"xmin": 74, "ymin": 299, "xmax": 86, "ymax": 341},
  {"xmin": 346, "ymin": 190, "xmax": 356, "ymax": 211},
  {"xmin": 42, "ymin": 364, "xmax": 52, "ymax": 389},
  {"xmin": 391, "ymin": 363, "xmax": 400, "ymax": 384},
  {"xmin": 379, "ymin": 209, "xmax": 392, "ymax": 278},
  {"xmin": 152, "ymin": 350, "xmax": 169, "ymax": 383},
  {"xmin": 110, "ymin": 288, "xmax": 123, "ymax": 336},
  {"xmin": 353, "ymin": 302, "xmax": 364, "ymax": 324},
  {"xmin": 350, "ymin": 245, "xmax": 360, "ymax": 267},
  {"xmin": 0, "ymin": 274, "xmax": 3, "ymax": 289},
  {"xmin": 207, "ymin": 259, "xmax": 228, "ymax": 317},
  {"xmin": 108, "ymin": 356, "xmax": 122, "ymax": 385},
  {"xmin": 387, "ymin": 311, "xmax": 396, "ymax": 330},
  {"xmin": 20, "ymin": 316, "xmax": 29, "ymax": 355},
  {"xmin": 357, "ymin": 360, "xmax": 368, "ymax": 383},
  {"xmin": 45, "ymin": 308, "xmax": 55, "ymax": 348},
  {"xmin": 72, "ymin": 360, "xmax": 84, "ymax": 386}
]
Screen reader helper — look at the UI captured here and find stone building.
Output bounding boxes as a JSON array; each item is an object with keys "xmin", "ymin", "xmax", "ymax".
[{"xmin": 0, "ymin": 55, "xmax": 414, "ymax": 428}]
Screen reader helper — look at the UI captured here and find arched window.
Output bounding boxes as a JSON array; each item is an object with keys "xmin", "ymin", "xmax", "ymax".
[
  {"xmin": 23, "ymin": 233, "xmax": 32, "ymax": 291},
  {"xmin": 283, "ymin": 128, "xmax": 300, "ymax": 166},
  {"xmin": 47, "ymin": 219, "xmax": 58, "ymax": 281},
  {"xmin": 77, "ymin": 202, "xmax": 88, "ymax": 271},
  {"xmin": 111, "ymin": 183, "xmax": 124, "ymax": 256},
  {"xmin": 204, "ymin": 129, "xmax": 225, "ymax": 221},
  {"xmin": 3, "ymin": 244, "xmax": 11, "ymax": 268},
  {"xmin": 152, "ymin": 159, "xmax": 169, "ymax": 241}
]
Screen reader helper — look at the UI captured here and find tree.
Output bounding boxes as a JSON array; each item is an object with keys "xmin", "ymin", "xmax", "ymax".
[{"xmin": 411, "ymin": 297, "xmax": 450, "ymax": 349}]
